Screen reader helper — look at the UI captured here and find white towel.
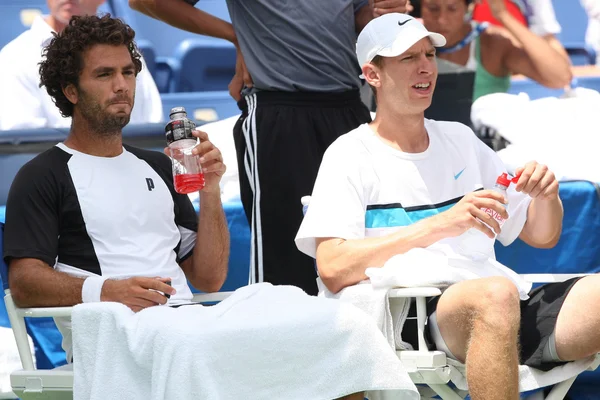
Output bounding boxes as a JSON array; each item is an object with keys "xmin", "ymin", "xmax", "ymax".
[
  {"xmin": 366, "ymin": 247, "xmax": 532, "ymax": 300},
  {"xmin": 72, "ymin": 283, "xmax": 419, "ymax": 400},
  {"xmin": 471, "ymin": 90, "xmax": 600, "ymax": 182},
  {"xmin": 318, "ymin": 279, "xmax": 412, "ymax": 352}
]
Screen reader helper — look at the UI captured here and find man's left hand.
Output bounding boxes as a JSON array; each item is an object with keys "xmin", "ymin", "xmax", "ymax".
[
  {"xmin": 372, "ymin": 0, "xmax": 411, "ymax": 17},
  {"xmin": 514, "ymin": 161, "xmax": 559, "ymax": 200}
]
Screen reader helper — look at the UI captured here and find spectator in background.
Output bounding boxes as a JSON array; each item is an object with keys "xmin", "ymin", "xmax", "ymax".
[
  {"xmin": 581, "ymin": 0, "xmax": 600, "ymax": 64},
  {"xmin": 0, "ymin": 0, "xmax": 162, "ymax": 131},
  {"xmin": 472, "ymin": 0, "xmax": 569, "ymax": 62},
  {"xmin": 129, "ymin": 0, "xmax": 409, "ymax": 295},
  {"xmin": 526, "ymin": 0, "xmax": 570, "ymax": 62},
  {"xmin": 421, "ymin": 0, "xmax": 571, "ymax": 100}
]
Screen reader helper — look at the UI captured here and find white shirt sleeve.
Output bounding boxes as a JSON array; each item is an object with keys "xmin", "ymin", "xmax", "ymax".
[
  {"xmin": 527, "ymin": 0, "xmax": 562, "ymax": 36},
  {"xmin": 129, "ymin": 56, "xmax": 163, "ymax": 124},
  {"xmin": 474, "ymin": 138, "xmax": 532, "ymax": 246},
  {"xmin": 295, "ymin": 139, "xmax": 368, "ymax": 258},
  {"xmin": 0, "ymin": 50, "xmax": 48, "ymax": 130}
]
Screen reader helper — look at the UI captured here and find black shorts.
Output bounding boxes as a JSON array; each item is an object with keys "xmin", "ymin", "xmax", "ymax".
[{"xmin": 402, "ymin": 277, "xmax": 582, "ymax": 371}]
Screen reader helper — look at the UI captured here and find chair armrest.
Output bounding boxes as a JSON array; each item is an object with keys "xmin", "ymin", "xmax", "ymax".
[
  {"xmin": 17, "ymin": 307, "xmax": 73, "ymax": 318},
  {"xmin": 191, "ymin": 291, "xmax": 233, "ymax": 304},
  {"xmin": 388, "ymin": 287, "xmax": 442, "ymax": 298}
]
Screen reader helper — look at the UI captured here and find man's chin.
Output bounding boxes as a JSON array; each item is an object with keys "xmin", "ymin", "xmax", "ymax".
[{"xmin": 94, "ymin": 115, "xmax": 131, "ymax": 136}]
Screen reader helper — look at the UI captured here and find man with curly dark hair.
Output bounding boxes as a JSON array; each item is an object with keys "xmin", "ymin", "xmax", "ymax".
[
  {"xmin": 0, "ymin": 0, "xmax": 162, "ymax": 130},
  {"xmin": 4, "ymin": 14, "xmax": 229, "ymax": 362},
  {"xmin": 39, "ymin": 14, "xmax": 144, "ymax": 131}
]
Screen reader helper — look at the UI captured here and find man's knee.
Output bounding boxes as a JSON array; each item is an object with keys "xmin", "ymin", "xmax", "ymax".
[{"xmin": 473, "ymin": 277, "xmax": 521, "ymax": 330}]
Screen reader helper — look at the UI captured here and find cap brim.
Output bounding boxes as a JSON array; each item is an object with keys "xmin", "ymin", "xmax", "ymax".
[
  {"xmin": 358, "ymin": 31, "xmax": 446, "ymax": 79},
  {"xmin": 379, "ymin": 30, "xmax": 446, "ymax": 58}
]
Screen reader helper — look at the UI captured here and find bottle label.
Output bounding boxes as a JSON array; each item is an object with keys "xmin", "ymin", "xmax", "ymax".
[
  {"xmin": 165, "ymin": 118, "xmax": 196, "ymax": 144},
  {"xmin": 483, "ymin": 207, "xmax": 506, "ymax": 225}
]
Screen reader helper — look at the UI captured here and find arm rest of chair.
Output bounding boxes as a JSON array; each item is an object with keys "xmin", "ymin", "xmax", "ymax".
[
  {"xmin": 388, "ymin": 287, "xmax": 442, "ymax": 298},
  {"xmin": 191, "ymin": 291, "xmax": 233, "ymax": 304},
  {"xmin": 17, "ymin": 307, "xmax": 73, "ymax": 318}
]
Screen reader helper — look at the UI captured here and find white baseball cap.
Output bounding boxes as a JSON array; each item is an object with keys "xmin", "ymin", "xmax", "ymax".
[{"xmin": 356, "ymin": 13, "xmax": 446, "ymax": 76}]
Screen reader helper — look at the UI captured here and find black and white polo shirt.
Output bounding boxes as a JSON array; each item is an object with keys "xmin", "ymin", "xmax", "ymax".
[{"xmin": 4, "ymin": 143, "xmax": 198, "ymax": 304}]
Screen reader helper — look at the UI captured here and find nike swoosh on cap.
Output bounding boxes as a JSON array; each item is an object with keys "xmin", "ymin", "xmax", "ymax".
[{"xmin": 398, "ymin": 20, "xmax": 412, "ymax": 26}]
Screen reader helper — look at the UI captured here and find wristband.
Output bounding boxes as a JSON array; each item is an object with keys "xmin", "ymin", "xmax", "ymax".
[{"xmin": 82, "ymin": 276, "xmax": 108, "ymax": 303}]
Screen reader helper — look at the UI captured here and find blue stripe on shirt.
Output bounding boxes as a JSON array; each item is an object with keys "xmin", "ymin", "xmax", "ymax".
[{"xmin": 365, "ymin": 199, "xmax": 460, "ymax": 229}]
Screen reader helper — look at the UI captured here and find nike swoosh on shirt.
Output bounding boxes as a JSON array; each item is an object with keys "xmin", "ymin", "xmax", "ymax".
[
  {"xmin": 454, "ymin": 168, "xmax": 466, "ymax": 180},
  {"xmin": 398, "ymin": 20, "xmax": 412, "ymax": 26}
]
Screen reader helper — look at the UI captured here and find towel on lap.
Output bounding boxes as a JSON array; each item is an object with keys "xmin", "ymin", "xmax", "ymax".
[{"xmin": 72, "ymin": 283, "xmax": 419, "ymax": 400}]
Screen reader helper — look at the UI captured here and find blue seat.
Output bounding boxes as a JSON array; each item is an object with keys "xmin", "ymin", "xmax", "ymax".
[
  {"xmin": 495, "ymin": 180, "xmax": 600, "ymax": 276},
  {"xmin": 108, "ymin": 0, "xmax": 231, "ymax": 59},
  {"xmin": 0, "ymin": 128, "xmax": 68, "ymax": 206},
  {"xmin": 551, "ymin": 0, "xmax": 596, "ymax": 65},
  {"xmin": 575, "ymin": 76, "xmax": 600, "ymax": 92},
  {"xmin": 172, "ymin": 38, "xmax": 236, "ymax": 92},
  {"xmin": 0, "ymin": 1, "xmax": 48, "ymax": 50},
  {"xmin": 108, "ymin": 0, "xmax": 232, "ymax": 92},
  {"xmin": 136, "ymin": 39, "xmax": 157, "ymax": 78},
  {"xmin": 161, "ymin": 91, "xmax": 239, "ymax": 123}
]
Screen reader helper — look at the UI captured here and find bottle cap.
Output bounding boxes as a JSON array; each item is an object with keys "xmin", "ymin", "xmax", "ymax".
[
  {"xmin": 169, "ymin": 107, "xmax": 187, "ymax": 118},
  {"xmin": 496, "ymin": 173, "xmax": 520, "ymax": 187}
]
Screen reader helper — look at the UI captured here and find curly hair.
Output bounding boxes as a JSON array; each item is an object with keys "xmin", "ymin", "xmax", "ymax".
[{"xmin": 39, "ymin": 14, "xmax": 143, "ymax": 118}]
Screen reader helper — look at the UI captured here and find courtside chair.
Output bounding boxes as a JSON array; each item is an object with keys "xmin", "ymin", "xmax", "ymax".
[{"xmin": 1, "ymin": 222, "xmax": 232, "ymax": 399}]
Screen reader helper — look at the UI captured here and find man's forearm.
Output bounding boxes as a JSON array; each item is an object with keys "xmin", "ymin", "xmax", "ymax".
[
  {"xmin": 9, "ymin": 261, "xmax": 84, "ymax": 308},
  {"xmin": 129, "ymin": 0, "xmax": 237, "ymax": 43},
  {"xmin": 189, "ymin": 191, "xmax": 229, "ymax": 292},
  {"xmin": 497, "ymin": 11, "xmax": 572, "ymax": 86},
  {"xmin": 316, "ymin": 218, "xmax": 445, "ymax": 293},
  {"xmin": 544, "ymin": 35, "xmax": 571, "ymax": 64},
  {"xmin": 520, "ymin": 196, "xmax": 563, "ymax": 248}
]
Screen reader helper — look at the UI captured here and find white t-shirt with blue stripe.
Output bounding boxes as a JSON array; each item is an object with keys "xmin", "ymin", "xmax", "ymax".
[{"xmin": 296, "ymin": 120, "xmax": 532, "ymax": 286}]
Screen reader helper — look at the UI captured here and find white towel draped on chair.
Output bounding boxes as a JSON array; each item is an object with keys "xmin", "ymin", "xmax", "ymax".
[{"xmin": 72, "ymin": 283, "xmax": 419, "ymax": 400}]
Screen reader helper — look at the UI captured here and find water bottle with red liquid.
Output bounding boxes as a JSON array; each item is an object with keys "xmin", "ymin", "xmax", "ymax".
[
  {"xmin": 165, "ymin": 107, "xmax": 205, "ymax": 194},
  {"xmin": 458, "ymin": 173, "xmax": 519, "ymax": 261}
]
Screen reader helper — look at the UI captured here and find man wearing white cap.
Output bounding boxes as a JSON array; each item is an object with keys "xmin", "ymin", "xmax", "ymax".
[{"xmin": 297, "ymin": 13, "xmax": 600, "ymax": 400}]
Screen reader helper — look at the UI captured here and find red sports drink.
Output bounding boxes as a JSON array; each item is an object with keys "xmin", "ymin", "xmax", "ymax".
[
  {"xmin": 174, "ymin": 173, "xmax": 205, "ymax": 194},
  {"xmin": 165, "ymin": 107, "xmax": 205, "ymax": 194}
]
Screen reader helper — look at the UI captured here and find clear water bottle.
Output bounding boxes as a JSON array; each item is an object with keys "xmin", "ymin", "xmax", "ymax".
[
  {"xmin": 458, "ymin": 173, "xmax": 517, "ymax": 261},
  {"xmin": 165, "ymin": 107, "xmax": 205, "ymax": 194}
]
